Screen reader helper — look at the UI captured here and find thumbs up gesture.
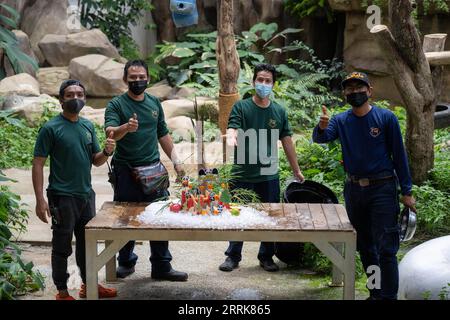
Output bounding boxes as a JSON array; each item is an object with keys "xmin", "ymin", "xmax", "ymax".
[
  {"xmin": 104, "ymin": 131, "xmax": 116, "ymax": 156},
  {"xmin": 319, "ymin": 105, "xmax": 330, "ymax": 130},
  {"xmin": 127, "ymin": 113, "xmax": 139, "ymax": 133}
]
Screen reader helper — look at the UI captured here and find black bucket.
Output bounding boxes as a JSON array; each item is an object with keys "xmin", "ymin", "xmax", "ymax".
[
  {"xmin": 284, "ymin": 180, "xmax": 338, "ymax": 204},
  {"xmin": 274, "ymin": 180, "xmax": 339, "ymax": 266}
]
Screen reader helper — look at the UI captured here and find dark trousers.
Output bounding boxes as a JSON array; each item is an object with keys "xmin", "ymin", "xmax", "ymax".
[
  {"xmin": 344, "ymin": 178, "xmax": 401, "ymax": 300},
  {"xmin": 113, "ymin": 163, "xmax": 172, "ymax": 273},
  {"xmin": 48, "ymin": 190, "xmax": 96, "ymax": 291},
  {"xmin": 225, "ymin": 179, "xmax": 280, "ymax": 262}
]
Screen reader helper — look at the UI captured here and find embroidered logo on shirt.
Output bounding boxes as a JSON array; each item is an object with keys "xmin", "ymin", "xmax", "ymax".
[
  {"xmin": 370, "ymin": 127, "xmax": 381, "ymax": 138},
  {"xmin": 86, "ymin": 131, "xmax": 92, "ymax": 143},
  {"xmin": 152, "ymin": 110, "xmax": 158, "ymax": 119},
  {"xmin": 268, "ymin": 119, "xmax": 277, "ymax": 128}
]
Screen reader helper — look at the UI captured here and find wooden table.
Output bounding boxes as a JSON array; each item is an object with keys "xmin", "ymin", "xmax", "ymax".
[{"xmin": 85, "ymin": 202, "xmax": 356, "ymax": 300}]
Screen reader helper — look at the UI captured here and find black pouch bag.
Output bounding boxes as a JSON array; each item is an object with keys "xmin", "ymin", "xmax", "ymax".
[{"xmin": 131, "ymin": 161, "xmax": 170, "ymax": 195}]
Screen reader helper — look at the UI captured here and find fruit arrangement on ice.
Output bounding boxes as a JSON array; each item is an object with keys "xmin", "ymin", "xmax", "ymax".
[{"xmin": 136, "ymin": 169, "xmax": 276, "ymax": 229}]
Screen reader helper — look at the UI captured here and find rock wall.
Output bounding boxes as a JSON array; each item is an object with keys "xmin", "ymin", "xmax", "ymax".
[
  {"xmin": 335, "ymin": 1, "xmax": 450, "ymax": 103},
  {"xmin": 151, "ymin": 0, "xmax": 292, "ymax": 42}
]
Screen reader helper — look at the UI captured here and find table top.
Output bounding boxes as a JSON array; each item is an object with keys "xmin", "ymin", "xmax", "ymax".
[{"xmin": 86, "ymin": 202, "xmax": 355, "ymax": 232}]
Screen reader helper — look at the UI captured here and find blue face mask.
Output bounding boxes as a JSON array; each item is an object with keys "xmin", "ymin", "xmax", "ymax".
[{"xmin": 255, "ymin": 82, "xmax": 273, "ymax": 98}]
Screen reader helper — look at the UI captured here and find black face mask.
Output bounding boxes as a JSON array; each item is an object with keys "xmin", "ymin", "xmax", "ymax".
[
  {"xmin": 128, "ymin": 80, "xmax": 148, "ymax": 95},
  {"xmin": 63, "ymin": 99, "xmax": 85, "ymax": 114},
  {"xmin": 346, "ymin": 92, "xmax": 369, "ymax": 108}
]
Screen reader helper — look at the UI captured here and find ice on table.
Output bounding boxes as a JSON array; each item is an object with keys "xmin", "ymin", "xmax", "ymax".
[{"xmin": 137, "ymin": 201, "xmax": 276, "ymax": 229}]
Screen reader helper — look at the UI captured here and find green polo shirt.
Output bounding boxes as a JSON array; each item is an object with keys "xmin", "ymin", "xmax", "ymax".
[
  {"xmin": 34, "ymin": 114, "xmax": 101, "ymax": 199},
  {"xmin": 228, "ymin": 97, "xmax": 292, "ymax": 183},
  {"xmin": 104, "ymin": 93, "xmax": 169, "ymax": 167}
]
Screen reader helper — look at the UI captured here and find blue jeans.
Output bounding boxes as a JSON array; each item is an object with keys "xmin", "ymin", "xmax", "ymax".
[
  {"xmin": 344, "ymin": 176, "xmax": 401, "ymax": 300},
  {"xmin": 113, "ymin": 163, "xmax": 172, "ymax": 273},
  {"xmin": 225, "ymin": 179, "xmax": 280, "ymax": 262}
]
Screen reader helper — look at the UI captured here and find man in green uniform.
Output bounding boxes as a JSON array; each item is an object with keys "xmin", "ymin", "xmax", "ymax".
[
  {"xmin": 104, "ymin": 60, "xmax": 188, "ymax": 281},
  {"xmin": 32, "ymin": 80, "xmax": 117, "ymax": 300},
  {"xmin": 219, "ymin": 63, "xmax": 305, "ymax": 272}
]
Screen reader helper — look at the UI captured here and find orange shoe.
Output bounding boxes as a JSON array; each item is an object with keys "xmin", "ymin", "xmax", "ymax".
[
  {"xmin": 79, "ymin": 284, "xmax": 117, "ymax": 299},
  {"xmin": 56, "ymin": 293, "xmax": 76, "ymax": 300}
]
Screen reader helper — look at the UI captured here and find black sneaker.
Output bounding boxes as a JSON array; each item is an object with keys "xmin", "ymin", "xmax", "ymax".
[
  {"xmin": 259, "ymin": 259, "xmax": 279, "ymax": 272},
  {"xmin": 219, "ymin": 257, "xmax": 239, "ymax": 272},
  {"xmin": 116, "ymin": 265, "xmax": 135, "ymax": 278},
  {"xmin": 151, "ymin": 268, "xmax": 188, "ymax": 282}
]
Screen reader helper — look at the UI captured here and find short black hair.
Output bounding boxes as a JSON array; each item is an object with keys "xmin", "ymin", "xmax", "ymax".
[
  {"xmin": 59, "ymin": 79, "xmax": 86, "ymax": 99},
  {"xmin": 124, "ymin": 59, "xmax": 149, "ymax": 79},
  {"xmin": 253, "ymin": 63, "xmax": 277, "ymax": 84}
]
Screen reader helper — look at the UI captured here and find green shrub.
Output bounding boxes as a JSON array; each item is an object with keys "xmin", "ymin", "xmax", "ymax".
[
  {"xmin": 0, "ymin": 108, "xmax": 108, "ymax": 169},
  {"xmin": 80, "ymin": 0, "xmax": 154, "ymax": 49},
  {"xmin": 301, "ymin": 243, "xmax": 365, "ymax": 279},
  {"xmin": 412, "ymin": 183, "xmax": 450, "ymax": 236},
  {"xmin": 0, "ymin": 174, "xmax": 45, "ymax": 300}
]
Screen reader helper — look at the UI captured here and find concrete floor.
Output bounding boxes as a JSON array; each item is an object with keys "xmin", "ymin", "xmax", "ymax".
[{"xmin": 18, "ymin": 241, "xmax": 364, "ymax": 300}]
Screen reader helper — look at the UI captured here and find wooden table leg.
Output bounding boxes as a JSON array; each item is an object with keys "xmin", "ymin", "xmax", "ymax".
[
  {"xmin": 105, "ymin": 240, "xmax": 117, "ymax": 282},
  {"xmin": 85, "ymin": 230, "xmax": 99, "ymax": 300},
  {"xmin": 343, "ymin": 236, "xmax": 356, "ymax": 300},
  {"xmin": 330, "ymin": 242, "xmax": 344, "ymax": 287}
]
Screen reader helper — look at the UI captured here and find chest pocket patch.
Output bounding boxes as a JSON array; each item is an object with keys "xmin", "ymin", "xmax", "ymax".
[
  {"xmin": 370, "ymin": 127, "xmax": 381, "ymax": 138},
  {"xmin": 268, "ymin": 119, "xmax": 277, "ymax": 129}
]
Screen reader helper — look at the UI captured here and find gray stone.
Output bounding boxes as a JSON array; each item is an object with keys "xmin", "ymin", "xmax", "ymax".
[
  {"xmin": 39, "ymin": 29, "xmax": 122, "ymax": 67},
  {"xmin": 4, "ymin": 94, "xmax": 60, "ymax": 126},
  {"xmin": 37, "ymin": 67, "xmax": 70, "ymax": 96},
  {"xmin": 0, "ymin": 73, "xmax": 40, "ymax": 97},
  {"xmin": 69, "ymin": 54, "xmax": 128, "ymax": 97},
  {"xmin": 162, "ymin": 98, "xmax": 217, "ymax": 119},
  {"xmin": 20, "ymin": 0, "xmax": 71, "ymax": 65},
  {"xmin": 166, "ymin": 116, "xmax": 196, "ymax": 142},
  {"xmin": 145, "ymin": 80, "xmax": 174, "ymax": 101},
  {"xmin": 79, "ymin": 106, "xmax": 106, "ymax": 126},
  {"xmin": 170, "ymin": 86, "xmax": 197, "ymax": 100}
]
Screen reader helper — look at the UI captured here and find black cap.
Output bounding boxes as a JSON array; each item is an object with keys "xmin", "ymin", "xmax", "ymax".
[
  {"xmin": 59, "ymin": 79, "xmax": 86, "ymax": 98},
  {"xmin": 341, "ymin": 71, "xmax": 371, "ymax": 89}
]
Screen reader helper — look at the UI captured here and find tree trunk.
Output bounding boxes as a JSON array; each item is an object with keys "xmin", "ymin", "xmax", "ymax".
[
  {"xmin": 370, "ymin": 0, "xmax": 447, "ymax": 185},
  {"xmin": 216, "ymin": 0, "xmax": 240, "ymax": 163}
]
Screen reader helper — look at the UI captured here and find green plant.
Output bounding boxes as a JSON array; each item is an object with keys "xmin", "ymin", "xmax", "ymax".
[
  {"xmin": 118, "ymin": 35, "xmax": 142, "ymax": 61},
  {"xmin": 412, "ymin": 183, "xmax": 450, "ymax": 236},
  {"xmin": 284, "ymin": 0, "xmax": 335, "ymax": 22},
  {"xmin": 0, "ymin": 181, "xmax": 45, "ymax": 299},
  {"xmin": 0, "ymin": 106, "xmax": 108, "ymax": 169},
  {"xmin": 438, "ymin": 283, "xmax": 450, "ymax": 300},
  {"xmin": 430, "ymin": 129, "xmax": 450, "ymax": 191},
  {"xmin": 361, "ymin": 0, "xmax": 449, "ymax": 15},
  {"xmin": 301, "ymin": 243, "xmax": 365, "ymax": 279},
  {"xmin": 79, "ymin": 0, "xmax": 153, "ymax": 49},
  {"xmin": 0, "ymin": 4, "xmax": 38, "ymax": 79},
  {"xmin": 161, "ymin": 24, "xmax": 344, "ymax": 130},
  {"xmin": 152, "ymin": 23, "xmax": 304, "ymax": 88}
]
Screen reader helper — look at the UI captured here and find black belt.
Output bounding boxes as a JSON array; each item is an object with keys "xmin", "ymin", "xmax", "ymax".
[{"xmin": 347, "ymin": 175, "xmax": 394, "ymax": 187}]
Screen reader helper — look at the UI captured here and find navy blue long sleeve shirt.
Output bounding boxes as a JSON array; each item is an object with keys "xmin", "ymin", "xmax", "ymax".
[{"xmin": 312, "ymin": 106, "xmax": 412, "ymax": 195}]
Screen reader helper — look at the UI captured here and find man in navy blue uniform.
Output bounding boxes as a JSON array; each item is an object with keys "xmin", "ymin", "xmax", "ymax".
[{"xmin": 312, "ymin": 72, "xmax": 416, "ymax": 300}]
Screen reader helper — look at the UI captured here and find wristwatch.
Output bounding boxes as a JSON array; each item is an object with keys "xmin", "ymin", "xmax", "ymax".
[{"xmin": 103, "ymin": 148, "xmax": 113, "ymax": 157}]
